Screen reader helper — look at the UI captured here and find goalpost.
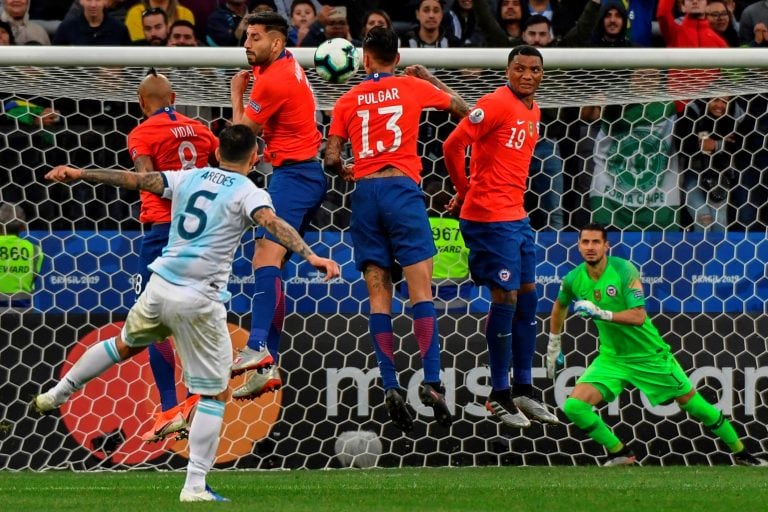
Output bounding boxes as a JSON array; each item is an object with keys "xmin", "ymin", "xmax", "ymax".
[{"xmin": 1, "ymin": 47, "xmax": 767, "ymax": 471}]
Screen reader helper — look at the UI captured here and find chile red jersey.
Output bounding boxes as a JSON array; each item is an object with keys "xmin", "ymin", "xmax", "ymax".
[
  {"xmin": 444, "ymin": 85, "xmax": 540, "ymax": 222},
  {"xmin": 245, "ymin": 50, "xmax": 322, "ymax": 167},
  {"xmin": 127, "ymin": 107, "xmax": 218, "ymax": 224},
  {"xmin": 329, "ymin": 73, "xmax": 452, "ymax": 182}
]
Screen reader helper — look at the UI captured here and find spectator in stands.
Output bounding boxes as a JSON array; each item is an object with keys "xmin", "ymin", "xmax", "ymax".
[
  {"xmin": 738, "ymin": 0, "xmax": 768, "ymax": 45},
  {"xmin": 747, "ymin": 21, "xmax": 768, "ymax": 46},
  {"xmin": 589, "ymin": 1, "xmax": 632, "ymax": 47},
  {"xmin": 288, "ymin": 0, "xmax": 315, "ymax": 46},
  {"xmin": 138, "ymin": 6, "xmax": 169, "ymax": 45},
  {"xmin": 445, "ymin": 0, "xmax": 483, "ymax": 46},
  {"xmin": 0, "ymin": 203, "xmax": 43, "ymax": 310},
  {"xmin": 1, "ymin": 0, "xmax": 51, "ymax": 44},
  {"xmin": 251, "ymin": 0, "xmax": 277, "ymax": 13},
  {"xmin": 125, "ymin": 0, "xmax": 195, "ymax": 43},
  {"xmin": 675, "ymin": 96, "xmax": 747, "ymax": 232},
  {"xmin": 525, "ymin": 0, "xmax": 592, "ymax": 41},
  {"xmin": 657, "ymin": 0, "xmax": 727, "ymax": 112},
  {"xmin": 181, "ymin": 0, "xmax": 217, "ymax": 41},
  {"xmin": 0, "ymin": 20, "xmax": 15, "ymax": 44},
  {"xmin": 167, "ymin": 18, "xmax": 197, "ymax": 45},
  {"xmin": 301, "ymin": 5, "xmax": 360, "ymax": 47},
  {"xmin": 589, "ymin": 69, "xmax": 681, "ymax": 231},
  {"xmin": 360, "ymin": 8, "xmax": 392, "ymax": 40},
  {"xmin": 206, "ymin": 0, "xmax": 248, "ymax": 46},
  {"xmin": 62, "ymin": 0, "xmax": 131, "ymax": 27},
  {"xmin": 707, "ymin": 0, "xmax": 740, "ymax": 46},
  {"xmin": 400, "ymin": 0, "xmax": 459, "ymax": 48},
  {"xmin": 54, "ymin": 0, "xmax": 131, "ymax": 46},
  {"xmin": 473, "ymin": 0, "xmax": 524, "ymax": 47}
]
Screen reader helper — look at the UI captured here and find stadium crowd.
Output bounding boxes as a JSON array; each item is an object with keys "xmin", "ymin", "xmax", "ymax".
[{"xmin": 2, "ymin": 0, "xmax": 768, "ymax": 233}]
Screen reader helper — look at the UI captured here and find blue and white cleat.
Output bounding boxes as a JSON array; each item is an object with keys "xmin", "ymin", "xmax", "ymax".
[{"xmin": 179, "ymin": 484, "xmax": 230, "ymax": 502}]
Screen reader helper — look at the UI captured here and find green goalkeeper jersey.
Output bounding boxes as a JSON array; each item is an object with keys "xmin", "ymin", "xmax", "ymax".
[{"xmin": 557, "ymin": 255, "xmax": 670, "ymax": 359}]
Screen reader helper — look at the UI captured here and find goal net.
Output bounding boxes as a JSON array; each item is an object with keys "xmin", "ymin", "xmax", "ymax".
[{"xmin": 2, "ymin": 47, "xmax": 768, "ymax": 470}]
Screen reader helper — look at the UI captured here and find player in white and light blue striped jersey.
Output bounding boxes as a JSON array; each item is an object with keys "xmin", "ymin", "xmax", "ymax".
[
  {"xmin": 150, "ymin": 166, "xmax": 272, "ymax": 303},
  {"xmin": 32, "ymin": 125, "xmax": 341, "ymax": 502}
]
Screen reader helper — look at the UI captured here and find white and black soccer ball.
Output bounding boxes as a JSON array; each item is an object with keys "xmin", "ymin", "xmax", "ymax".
[
  {"xmin": 313, "ymin": 38, "xmax": 360, "ymax": 84},
  {"xmin": 334, "ymin": 430, "xmax": 382, "ymax": 468}
]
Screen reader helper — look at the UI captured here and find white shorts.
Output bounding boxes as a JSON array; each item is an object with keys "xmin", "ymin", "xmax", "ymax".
[{"xmin": 122, "ymin": 274, "xmax": 232, "ymax": 396}]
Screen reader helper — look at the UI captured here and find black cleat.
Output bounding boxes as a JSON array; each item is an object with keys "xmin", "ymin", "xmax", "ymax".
[
  {"xmin": 384, "ymin": 388, "xmax": 414, "ymax": 433},
  {"xmin": 419, "ymin": 382, "xmax": 453, "ymax": 427}
]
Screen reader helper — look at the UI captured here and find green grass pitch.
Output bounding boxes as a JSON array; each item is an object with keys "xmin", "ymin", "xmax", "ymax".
[{"xmin": 2, "ymin": 466, "xmax": 767, "ymax": 511}]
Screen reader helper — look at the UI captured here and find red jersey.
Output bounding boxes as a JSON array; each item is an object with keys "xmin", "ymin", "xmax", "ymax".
[
  {"xmin": 127, "ymin": 107, "xmax": 218, "ymax": 224},
  {"xmin": 245, "ymin": 50, "xmax": 322, "ymax": 167},
  {"xmin": 328, "ymin": 73, "xmax": 452, "ymax": 182},
  {"xmin": 444, "ymin": 85, "xmax": 540, "ymax": 223}
]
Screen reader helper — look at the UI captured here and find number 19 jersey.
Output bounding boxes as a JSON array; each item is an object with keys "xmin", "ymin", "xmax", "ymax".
[{"xmin": 329, "ymin": 73, "xmax": 452, "ymax": 182}]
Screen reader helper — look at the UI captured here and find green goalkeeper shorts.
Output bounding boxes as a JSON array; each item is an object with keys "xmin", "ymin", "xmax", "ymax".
[{"xmin": 577, "ymin": 351, "xmax": 693, "ymax": 406}]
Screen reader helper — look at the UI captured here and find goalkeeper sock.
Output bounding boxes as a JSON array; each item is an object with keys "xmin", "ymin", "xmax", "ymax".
[
  {"xmin": 511, "ymin": 289, "xmax": 537, "ymax": 387},
  {"xmin": 246, "ymin": 266, "xmax": 281, "ymax": 353},
  {"xmin": 265, "ymin": 285, "xmax": 285, "ymax": 364},
  {"xmin": 369, "ymin": 313, "xmax": 399, "ymax": 390},
  {"xmin": 563, "ymin": 397, "xmax": 621, "ymax": 450},
  {"xmin": 411, "ymin": 301, "xmax": 441, "ymax": 384},
  {"xmin": 485, "ymin": 303, "xmax": 515, "ymax": 391},
  {"xmin": 680, "ymin": 392, "xmax": 743, "ymax": 453},
  {"xmin": 184, "ymin": 397, "xmax": 225, "ymax": 491},
  {"xmin": 148, "ymin": 341, "xmax": 178, "ymax": 412},
  {"xmin": 50, "ymin": 337, "xmax": 122, "ymax": 403}
]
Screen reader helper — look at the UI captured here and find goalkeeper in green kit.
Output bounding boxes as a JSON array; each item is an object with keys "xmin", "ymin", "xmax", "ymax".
[{"xmin": 547, "ymin": 222, "xmax": 767, "ymax": 467}]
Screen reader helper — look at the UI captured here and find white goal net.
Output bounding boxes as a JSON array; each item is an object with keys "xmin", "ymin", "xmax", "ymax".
[{"xmin": 2, "ymin": 47, "xmax": 768, "ymax": 470}]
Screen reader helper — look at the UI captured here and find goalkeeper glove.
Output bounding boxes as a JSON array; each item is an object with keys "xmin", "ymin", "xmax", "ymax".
[
  {"xmin": 573, "ymin": 300, "xmax": 613, "ymax": 321},
  {"xmin": 546, "ymin": 333, "xmax": 565, "ymax": 380}
]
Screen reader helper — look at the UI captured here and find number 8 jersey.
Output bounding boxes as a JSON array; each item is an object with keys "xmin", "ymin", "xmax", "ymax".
[
  {"xmin": 328, "ymin": 72, "xmax": 452, "ymax": 182},
  {"xmin": 149, "ymin": 168, "xmax": 273, "ymax": 303},
  {"xmin": 127, "ymin": 106, "xmax": 219, "ymax": 224}
]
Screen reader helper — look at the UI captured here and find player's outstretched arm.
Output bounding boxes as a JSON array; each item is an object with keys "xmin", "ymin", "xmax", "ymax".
[
  {"xmin": 45, "ymin": 166, "xmax": 165, "ymax": 194},
  {"xmin": 252, "ymin": 207, "xmax": 341, "ymax": 281},
  {"xmin": 404, "ymin": 64, "xmax": 470, "ymax": 119}
]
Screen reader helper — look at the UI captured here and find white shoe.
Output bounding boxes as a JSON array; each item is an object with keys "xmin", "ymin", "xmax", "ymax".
[
  {"xmin": 28, "ymin": 392, "xmax": 64, "ymax": 416},
  {"xmin": 485, "ymin": 391, "xmax": 531, "ymax": 429},
  {"xmin": 179, "ymin": 485, "xmax": 230, "ymax": 502},
  {"xmin": 513, "ymin": 395, "xmax": 560, "ymax": 425}
]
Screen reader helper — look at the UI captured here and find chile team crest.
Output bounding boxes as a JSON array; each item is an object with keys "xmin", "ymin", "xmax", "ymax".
[{"xmin": 498, "ymin": 269, "xmax": 510, "ymax": 282}]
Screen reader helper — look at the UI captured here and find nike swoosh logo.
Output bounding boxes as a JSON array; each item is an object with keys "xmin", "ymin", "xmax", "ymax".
[
  {"xmin": 516, "ymin": 120, "xmax": 525, "ymax": 125},
  {"xmin": 496, "ymin": 332, "xmax": 512, "ymax": 338}
]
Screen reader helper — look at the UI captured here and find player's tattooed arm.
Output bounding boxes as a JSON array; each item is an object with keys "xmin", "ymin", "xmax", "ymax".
[
  {"xmin": 324, "ymin": 135, "xmax": 354, "ymax": 181},
  {"xmin": 45, "ymin": 166, "xmax": 165, "ymax": 194},
  {"xmin": 253, "ymin": 207, "xmax": 315, "ymax": 259},
  {"xmin": 133, "ymin": 155, "xmax": 155, "ymax": 174},
  {"xmin": 404, "ymin": 64, "xmax": 469, "ymax": 119}
]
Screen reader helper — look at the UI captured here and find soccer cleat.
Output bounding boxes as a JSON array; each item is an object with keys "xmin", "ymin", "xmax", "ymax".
[
  {"xmin": 485, "ymin": 390, "xmax": 531, "ymax": 428},
  {"xmin": 141, "ymin": 394, "xmax": 199, "ymax": 443},
  {"xmin": 385, "ymin": 388, "xmax": 415, "ymax": 433},
  {"xmin": 513, "ymin": 395, "xmax": 560, "ymax": 425},
  {"xmin": 419, "ymin": 382, "xmax": 453, "ymax": 427},
  {"xmin": 179, "ymin": 484, "xmax": 230, "ymax": 502},
  {"xmin": 230, "ymin": 346, "xmax": 275, "ymax": 377},
  {"xmin": 232, "ymin": 365, "xmax": 282, "ymax": 400},
  {"xmin": 733, "ymin": 451, "xmax": 768, "ymax": 466},
  {"xmin": 602, "ymin": 445, "xmax": 638, "ymax": 467},
  {"xmin": 28, "ymin": 392, "xmax": 64, "ymax": 416},
  {"xmin": 141, "ymin": 411, "xmax": 188, "ymax": 443}
]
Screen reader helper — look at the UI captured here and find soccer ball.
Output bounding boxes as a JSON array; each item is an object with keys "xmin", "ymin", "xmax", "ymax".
[
  {"xmin": 333, "ymin": 430, "xmax": 382, "ymax": 468},
  {"xmin": 313, "ymin": 38, "xmax": 360, "ymax": 84}
]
